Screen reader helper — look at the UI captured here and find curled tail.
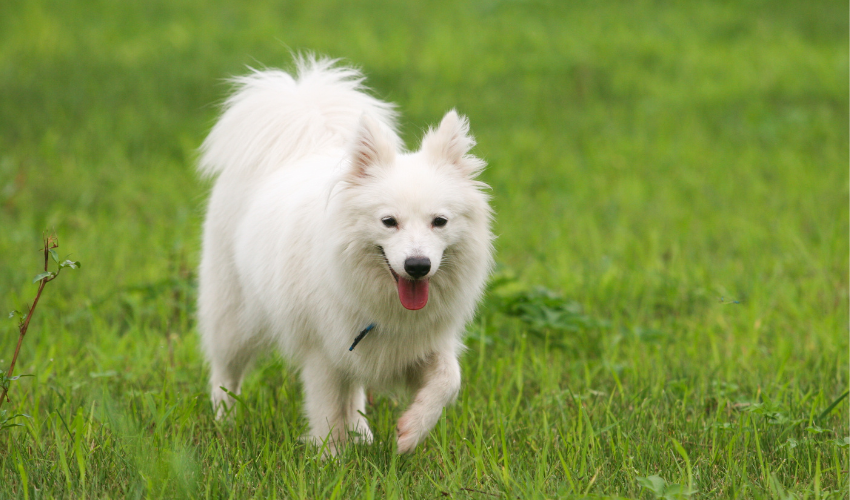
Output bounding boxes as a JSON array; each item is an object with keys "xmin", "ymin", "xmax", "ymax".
[{"xmin": 198, "ymin": 56, "xmax": 398, "ymax": 178}]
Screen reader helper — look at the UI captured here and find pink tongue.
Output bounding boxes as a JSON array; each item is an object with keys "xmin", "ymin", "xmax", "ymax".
[{"xmin": 398, "ymin": 278, "xmax": 429, "ymax": 310}]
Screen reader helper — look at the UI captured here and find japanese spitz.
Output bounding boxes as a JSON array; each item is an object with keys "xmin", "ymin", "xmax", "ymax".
[{"xmin": 197, "ymin": 57, "xmax": 493, "ymax": 454}]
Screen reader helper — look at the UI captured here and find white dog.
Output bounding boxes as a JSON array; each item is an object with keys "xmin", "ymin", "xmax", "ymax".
[{"xmin": 197, "ymin": 57, "xmax": 493, "ymax": 454}]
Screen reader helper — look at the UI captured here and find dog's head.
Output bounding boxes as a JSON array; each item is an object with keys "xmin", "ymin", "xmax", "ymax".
[{"xmin": 337, "ymin": 110, "xmax": 492, "ymax": 311}]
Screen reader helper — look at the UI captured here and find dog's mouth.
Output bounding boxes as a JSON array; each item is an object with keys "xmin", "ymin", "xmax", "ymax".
[{"xmin": 378, "ymin": 247, "xmax": 429, "ymax": 311}]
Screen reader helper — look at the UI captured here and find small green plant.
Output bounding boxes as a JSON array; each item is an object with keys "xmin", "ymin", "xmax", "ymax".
[
  {"xmin": 1, "ymin": 233, "xmax": 79, "ymax": 430},
  {"xmin": 485, "ymin": 270, "xmax": 609, "ymax": 341},
  {"xmin": 636, "ymin": 475, "xmax": 695, "ymax": 500}
]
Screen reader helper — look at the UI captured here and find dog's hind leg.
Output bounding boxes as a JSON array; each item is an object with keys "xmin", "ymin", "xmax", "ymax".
[
  {"xmin": 198, "ymin": 239, "xmax": 264, "ymax": 419},
  {"xmin": 201, "ymin": 305, "xmax": 261, "ymax": 419},
  {"xmin": 207, "ymin": 338, "xmax": 259, "ymax": 419}
]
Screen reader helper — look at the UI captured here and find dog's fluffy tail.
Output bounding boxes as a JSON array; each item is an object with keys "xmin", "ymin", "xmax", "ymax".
[{"xmin": 198, "ymin": 56, "xmax": 398, "ymax": 178}]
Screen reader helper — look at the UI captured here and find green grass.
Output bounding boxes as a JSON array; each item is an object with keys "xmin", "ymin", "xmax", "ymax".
[{"xmin": 1, "ymin": 0, "xmax": 847, "ymax": 497}]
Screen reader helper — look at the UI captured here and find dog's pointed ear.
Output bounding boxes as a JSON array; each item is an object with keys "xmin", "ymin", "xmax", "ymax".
[
  {"xmin": 421, "ymin": 110, "xmax": 484, "ymax": 178},
  {"xmin": 347, "ymin": 114, "xmax": 396, "ymax": 182}
]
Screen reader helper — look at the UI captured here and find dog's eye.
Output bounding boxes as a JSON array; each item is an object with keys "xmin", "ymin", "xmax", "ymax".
[
  {"xmin": 432, "ymin": 216, "xmax": 448, "ymax": 228},
  {"xmin": 381, "ymin": 216, "xmax": 398, "ymax": 228}
]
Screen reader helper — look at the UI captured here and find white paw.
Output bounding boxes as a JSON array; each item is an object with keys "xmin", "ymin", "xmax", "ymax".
[
  {"xmin": 211, "ymin": 387, "xmax": 237, "ymax": 420},
  {"xmin": 302, "ymin": 421, "xmax": 372, "ymax": 458},
  {"xmin": 303, "ymin": 433, "xmax": 343, "ymax": 458},
  {"xmin": 350, "ymin": 423, "xmax": 374, "ymax": 444},
  {"xmin": 396, "ymin": 407, "xmax": 437, "ymax": 453}
]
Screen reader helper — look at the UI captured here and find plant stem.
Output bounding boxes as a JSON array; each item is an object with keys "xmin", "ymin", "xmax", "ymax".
[{"xmin": 0, "ymin": 240, "xmax": 53, "ymax": 409}]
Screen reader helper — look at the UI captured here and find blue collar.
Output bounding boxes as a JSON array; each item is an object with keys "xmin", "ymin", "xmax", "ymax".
[{"xmin": 349, "ymin": 323, "xmax": 376, "ymax": 351}]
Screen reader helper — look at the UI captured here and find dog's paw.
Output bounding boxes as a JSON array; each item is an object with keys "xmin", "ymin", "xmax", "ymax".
[
  {"xmin": 396, "ymin": 407, "xmax": 434, "ymax": 454},
  {"xmin": 396, "ymin": 417, "xmax": 421, "ymax": 454},
  {"xmin": 211, "ymin": 388, "xmax": 237, "ymax": 421},
  {"xmin": 350, "ymin": 424, "xmax": 374, "ymax": 445},
  {"xmin": 301, "ymin": 433, "xmax": 343, "ymax": 459}
]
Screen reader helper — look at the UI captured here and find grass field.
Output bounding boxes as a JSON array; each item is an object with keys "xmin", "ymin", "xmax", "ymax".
[{"xmin": 1, "ymin": 0, "xmax": 848, "ymax": 498}]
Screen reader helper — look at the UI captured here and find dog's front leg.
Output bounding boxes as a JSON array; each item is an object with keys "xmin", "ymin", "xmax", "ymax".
[
  {"xmin": 396, "ymin": 350, "xmax": 461, "ymax": 453},
  {"xmin": 300, "ymin": 357, "xmax": 371, "ymax": 456}
]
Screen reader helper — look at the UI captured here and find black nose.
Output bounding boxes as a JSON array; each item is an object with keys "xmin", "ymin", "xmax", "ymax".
[{"xmin": 404, "ymin": 256, "xmax": 431, "ymax": 279}]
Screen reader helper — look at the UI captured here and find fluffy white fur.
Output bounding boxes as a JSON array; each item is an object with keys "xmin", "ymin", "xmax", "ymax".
[{"xmin": 197, "ymin": 57, "xmax": 494, "ymax": 454}]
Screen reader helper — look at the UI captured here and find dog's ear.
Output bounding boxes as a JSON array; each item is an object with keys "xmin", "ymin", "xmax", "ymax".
[
  {"xmin": 421, "ymin": 110, "xmax": 484, "ymax": 178},
  {"xmin": 347, "ymin": 114, "xmax": 396, "ymax": 182}
]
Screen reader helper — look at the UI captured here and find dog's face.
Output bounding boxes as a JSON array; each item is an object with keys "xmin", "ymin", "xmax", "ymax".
[{"xmin": 340, "ymin": 111, "xmax": 490, "ymax": 310}]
